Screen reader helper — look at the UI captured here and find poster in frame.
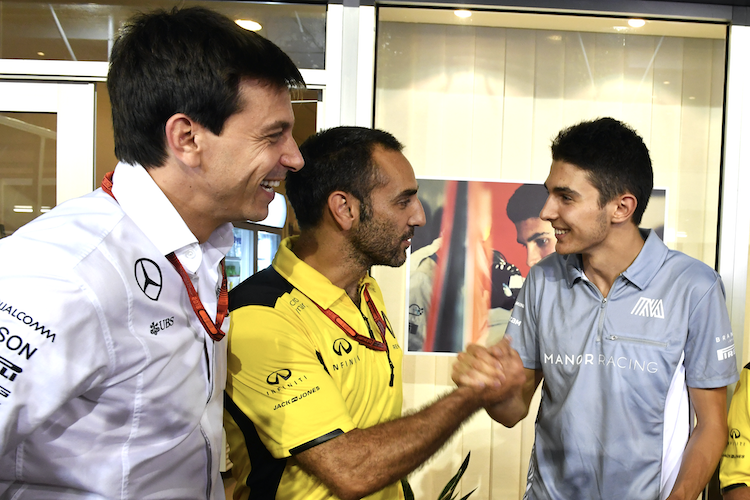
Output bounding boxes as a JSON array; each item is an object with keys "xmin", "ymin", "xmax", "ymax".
[{"xmin": 406, "ymin": 177, "xmax": 667, "ymax": 354}]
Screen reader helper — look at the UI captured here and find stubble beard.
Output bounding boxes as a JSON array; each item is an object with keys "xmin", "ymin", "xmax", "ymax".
[
  {"xmin": 349, "ymin": 208, "xmax": 412, "ymax": 269},
  {"xmin": 557, "ymin": 208, "xmax": 610, "ymax": 255}
]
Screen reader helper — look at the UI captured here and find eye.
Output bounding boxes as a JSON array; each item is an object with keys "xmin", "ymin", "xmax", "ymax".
[
  {"xmin": 267, "ymin": 131, "xmax": 284, "ymax": 142},
  {"xmin": 397, "ymin": 196, "xmax": 413, "ymax": 208},
  {"xmin": 537, "ymin": 238, "xmax": 550, "ymax": 246}
]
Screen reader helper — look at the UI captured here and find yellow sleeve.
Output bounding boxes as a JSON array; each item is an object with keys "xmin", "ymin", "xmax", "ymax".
[
  {"xmin": 720, "ymin": 364, "xmax": 750, "ymax": 492},
  {"xmin": 226, "ymin": 305, "xmax": 356, "ymax": 459}
]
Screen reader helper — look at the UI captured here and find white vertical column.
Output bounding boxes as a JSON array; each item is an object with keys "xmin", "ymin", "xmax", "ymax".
[
  {"xmin": 324, "ymin": 4, "xmax": 344, "ymax": 129},
  {"xmin": 323, "ymin": 2, "xmax": 376, "ymax": 128},
  {"xmin": 339, "ymin": 3, "xmax": 360, "ymax": 126},
  {"xmin": 57, "ymin": 82, "xmax": 95, "ymax": 201},
  {"xmin": 355, "ymin": 5, "xmax": 376, "ymax": 127},
  {"xmin": 719, "ymin": 25, "xmax": 750, "ymax": 367}
]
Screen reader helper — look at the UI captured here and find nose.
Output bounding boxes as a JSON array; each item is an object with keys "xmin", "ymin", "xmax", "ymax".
[
  {"xmin": 410, "ymin": 198, "xmax": 426, "ymax": 227},
  {"xmin": 527, "ymin": 246, "xmax": 542, "ymax": 268},
  {"xmin": 281, "ymin": 135, "xmax": 304, "ymax": 172},
  {"xmin": 539, "ymin": 195, "xmax": 555, "ymax": 222}
]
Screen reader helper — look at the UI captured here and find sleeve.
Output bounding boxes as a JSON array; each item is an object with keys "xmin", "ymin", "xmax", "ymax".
[
  {"xmin": 0, "ymin": 272, "xmax": 111, "ymax": 455},
  {"xmin": 683, "ymin": 275, "xmax": 740, "ymax": 389},
  {"xmin": 407, "ymin": 258, "xmax": 435, "ymax": 352},
  {"xmin": 720, "ymin": 365, "xmax": 750, "ymax": 492},
  {"xmin": 504, "ymin": 268, "xmax": 540, "ymax": 370},
  {"xmin": 226, "ymin": 304, "xmax": 356, "ymax": 459}
]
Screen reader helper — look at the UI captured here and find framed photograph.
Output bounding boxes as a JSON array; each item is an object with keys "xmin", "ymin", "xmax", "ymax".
[{"xmin": 406, "ymin": 178, "xmax": 667, "ymax": 354}]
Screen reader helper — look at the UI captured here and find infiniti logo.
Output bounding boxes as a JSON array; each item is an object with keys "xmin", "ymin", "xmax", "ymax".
[
  {"xmin": 333, "ymin": 338, "xmax": 352, "ymax": 356},
  {"xmin": 134, "ymin": 258, "xmax": 163, "ymax": 301},
  {"xmin": 266, "ymin": 369, "xmax": 292, "ymax": 385}
]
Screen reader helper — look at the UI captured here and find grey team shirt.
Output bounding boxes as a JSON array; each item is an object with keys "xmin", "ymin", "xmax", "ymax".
[{"xmin": 507, "ymin": 229, "xmax": 739, "ymax": 500}]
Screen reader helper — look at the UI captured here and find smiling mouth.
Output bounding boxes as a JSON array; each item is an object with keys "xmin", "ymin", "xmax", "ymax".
[
  {"xmin": 260, "ymin": 180, "xmax": 280, "ymax": 192},
  {"xmin": 554, "ymin": 228, "xmax": 569, "ymax": 236}
]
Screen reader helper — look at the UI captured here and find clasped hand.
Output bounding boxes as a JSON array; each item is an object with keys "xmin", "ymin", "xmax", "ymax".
[{"xmin": 452, "ymin": 337, "xmax": 526, "ymax": 407}]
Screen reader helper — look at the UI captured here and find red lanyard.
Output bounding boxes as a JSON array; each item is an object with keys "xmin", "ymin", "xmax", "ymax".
[
  {"xmin": 101, "ymin": 171, "xmax": 228, "ymax": 342},
  {"xmin": 311, "ymin": 285, "xmax": 394, "ymax": 386},
  {"xmin": 312, "ymin": 286, "xmax": 389, "ymax": 352},
  {"xmin": 165, "ymin": 254, "xmax": 227, "ymax": 342}
]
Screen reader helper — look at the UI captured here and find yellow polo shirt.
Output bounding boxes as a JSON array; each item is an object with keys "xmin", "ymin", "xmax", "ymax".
[
  {"xmin": 225, "ymin": 237, "xmax": 403, "ymax": 500},
  {"xmin": 720, "ymin": 362, "xmax": 750, "ymax": 494}
]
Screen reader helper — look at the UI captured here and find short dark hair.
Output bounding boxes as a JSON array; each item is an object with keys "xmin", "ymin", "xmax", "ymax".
[
  {"xmin": 107, "ymin": 6, "xmax": 304, "ymax": 168},
  {"xmin": 287, "ymin": 127, "xmax": 404, "ymax": 230},
  {"xmin": 507, "ymin": 184, "xmax": 548, "ymax": 224},
  {"xmin": 551, "ymin": 117, "xmax": 653, "ymax": 225}
]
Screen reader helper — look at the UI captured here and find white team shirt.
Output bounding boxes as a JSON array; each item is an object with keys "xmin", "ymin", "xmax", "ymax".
[{"xmin": 0, "ymin": 162, "xmax": 231, "ymax": 499}]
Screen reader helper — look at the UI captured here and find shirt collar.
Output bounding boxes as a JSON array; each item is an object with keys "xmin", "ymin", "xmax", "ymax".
[
  {"xmin": 110, "ymin": 162, "xmax": 233, "ymax": 272},
  {"xmin": 273, "ymin": 236, "xmax": 375, "ymax": 309},
  {"xmin": 620, "ymin": 229, "xmax": 669, "ymax": 290},
  {"xmin": 563, "ymin": 228, "xmax": 667, "ymax": 290}
]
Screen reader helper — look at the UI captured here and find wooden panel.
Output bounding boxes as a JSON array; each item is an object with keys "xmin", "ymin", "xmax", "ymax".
[
  {"xmin": 620, "ymin": 35, "xmax": 656, "ymax": 140},
  {"xmin": 650, "ymin": 37, "xmax": 684, "ymax": 252},
  {"xmin": 500, "ymin": 29, "xmax": 535, "ymax": 179},
  {"xmin": 471, "ymin": 27, "xmax": 507, "ymax": 180},
  {"xmin": 530, "ymin": 30, "xmax": 565, "ymax": 182}
]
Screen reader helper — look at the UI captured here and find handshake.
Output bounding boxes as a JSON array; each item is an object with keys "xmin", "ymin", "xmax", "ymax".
[{"xmin": 451, "ymin": 336, "xmax": 528, "ymax": 422}]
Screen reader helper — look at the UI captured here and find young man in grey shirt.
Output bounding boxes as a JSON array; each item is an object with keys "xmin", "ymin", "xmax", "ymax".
[{"xmin": 454, "ymin": 117, "xmax": 738, "ymax": 500}]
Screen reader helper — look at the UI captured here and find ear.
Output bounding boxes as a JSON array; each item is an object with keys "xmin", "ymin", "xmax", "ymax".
[
  {"xmin": 327, "ymin": 191, "xmax": 359, "ymax": 231},
  {"xmin": 611, "ymin": 193, "xmax": 638, "ymax": 224},
  {"xmin": 164, "ymin": 113, "xmax": 201, "ymax": 168}
]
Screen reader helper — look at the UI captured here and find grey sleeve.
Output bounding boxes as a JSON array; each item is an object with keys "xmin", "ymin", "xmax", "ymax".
[
  {"xmin": 684, "ymin": 275, "xmax": 739, "ymax": 388},
  {"xmin": 505, "ymin": 269, "xmax": 540, "ymax": 370}
]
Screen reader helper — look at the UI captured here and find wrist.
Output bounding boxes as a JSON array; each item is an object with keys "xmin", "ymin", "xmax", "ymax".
[{"xmin": 450, "ymin": 385, "xmax": 487, "ymax": 414}]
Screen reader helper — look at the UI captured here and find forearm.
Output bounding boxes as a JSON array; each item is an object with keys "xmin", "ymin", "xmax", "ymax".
[
  {"xmin": 484, "ymin": 367, "xmax": 540, "ymax": 427},
  {"xmin": 666, "ymin": 390, "xmax": 728, "ymax": 500},
  {"xmin": 485, "ymin": 391, "xmax": 532, "ymax": 427},
  {"xmin": 295, "ymin": 386, "xmax": 482, "ymax": 500}
]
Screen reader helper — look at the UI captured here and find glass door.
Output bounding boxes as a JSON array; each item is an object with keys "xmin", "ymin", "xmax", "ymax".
[{"xmin": 0, "ymin": 80, "xmax": 95, "ymax": 237}]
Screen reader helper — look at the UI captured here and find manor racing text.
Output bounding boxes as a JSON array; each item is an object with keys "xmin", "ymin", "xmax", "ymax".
[{"xmin": 544, "ymin": 352, "xmax": 658, "ymax": 373}]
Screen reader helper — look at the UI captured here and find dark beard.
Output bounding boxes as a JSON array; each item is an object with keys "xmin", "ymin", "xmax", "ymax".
[{"xmin": 349, "ymin": 217, "xmax": 413, "ymax": 269}]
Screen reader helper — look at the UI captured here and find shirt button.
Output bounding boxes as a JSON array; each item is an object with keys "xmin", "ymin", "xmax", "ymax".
[{"xmin": 186, "ymin": 250, "xmax": 196, "ymax": 259}]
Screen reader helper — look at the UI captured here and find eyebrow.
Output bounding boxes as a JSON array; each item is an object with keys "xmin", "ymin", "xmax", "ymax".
[
  {"xmin": 261, "ymin": 120, "xmax": 293, "ymax": 134},
  {"xmin": 518, "ymin": 231, "xmax": 551, "ymax": 245},
  {"xmin": 393, "ymin": 188, "xmax": 418, "ymax": 202},
  {"xmin": 544, "ymin": 183, "xmax": 579, "ymax": 198}
]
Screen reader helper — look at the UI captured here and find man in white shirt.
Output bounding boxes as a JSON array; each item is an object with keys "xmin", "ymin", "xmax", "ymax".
[{"xmin": 0, "ymin": 6, "xmax": 303, "ymax": 499}]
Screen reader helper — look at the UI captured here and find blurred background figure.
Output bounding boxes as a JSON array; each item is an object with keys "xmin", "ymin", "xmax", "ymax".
[
  {"xmin": 506, "ymin": 183, "xmax": 555, "ymax": 268},
  {"xmin": 408, "ymin": 180, "xmax": 524, "ymax": 352}
]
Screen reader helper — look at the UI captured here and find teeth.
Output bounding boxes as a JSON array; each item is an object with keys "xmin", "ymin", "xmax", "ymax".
[
  {"xmin": 260, "ymin": 180, "xmax": 280, "ymax": 189},
  {"xmin": 555, "ymin": 229, "xmax": 569, "ymax": 235}
]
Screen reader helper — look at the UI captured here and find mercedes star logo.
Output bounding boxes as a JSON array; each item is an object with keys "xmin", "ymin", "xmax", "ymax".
[
  {"xmin": 333, "ymin": 338, "xmax": 353, "ymax": 356},
  {"xmin": 134, "ymin": 258, "xmax": 163, "ymax": 301},
  {"xmin": 266, "ymin": 369, "xmax": 292, "ymax": 385}
]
